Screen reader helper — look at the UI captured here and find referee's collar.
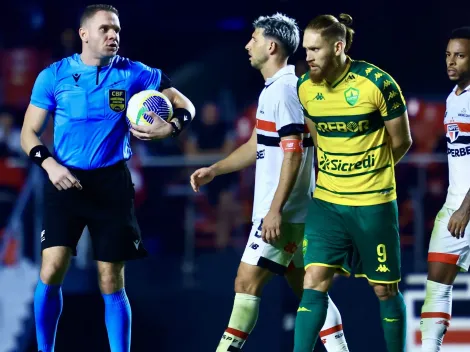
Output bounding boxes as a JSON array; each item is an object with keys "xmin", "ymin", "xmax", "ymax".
[
  {"xmin": 265, "ymin": 65, "xmax": 295, "ymax": 86},
  {"xmin": 73, "ymin": 53, "xmax": 116, "ymax": 69}
]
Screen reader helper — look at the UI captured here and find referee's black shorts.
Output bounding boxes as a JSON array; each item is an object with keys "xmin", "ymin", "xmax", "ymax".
[{"xmin": 41, "ymin": 160, "xmax": 147, "ymax": 262}]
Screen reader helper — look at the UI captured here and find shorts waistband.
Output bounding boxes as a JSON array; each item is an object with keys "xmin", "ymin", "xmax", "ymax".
[{"xmin": 68, "ymin": 160, "xmax": 127, "ymax": 175}]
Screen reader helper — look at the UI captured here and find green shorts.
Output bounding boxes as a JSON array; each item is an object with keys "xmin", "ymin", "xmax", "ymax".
[{"xmin": 303, "ymin": 198, "xmax": 401, "ymax": 284}]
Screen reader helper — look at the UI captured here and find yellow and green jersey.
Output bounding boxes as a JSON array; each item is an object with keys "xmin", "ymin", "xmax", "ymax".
[{"xmin": 297, "ymin": 58, "xmax": 407, "ymax": 206}]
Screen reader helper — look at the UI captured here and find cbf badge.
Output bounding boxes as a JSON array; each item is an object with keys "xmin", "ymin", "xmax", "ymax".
[{"xmin": 109, "ymin": 89, "xmax": 126, "ymax": 112}]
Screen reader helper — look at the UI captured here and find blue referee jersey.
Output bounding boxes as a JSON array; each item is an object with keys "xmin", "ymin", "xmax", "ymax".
[{"xmin": 30, "ymin": 53, "xmax": 162, "ymax": 170}]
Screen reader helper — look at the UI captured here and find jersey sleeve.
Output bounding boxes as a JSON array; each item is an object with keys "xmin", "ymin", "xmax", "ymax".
[
  {"xmin": 134, "ymin": 62, "xmax": 163, "ymax": 91},
  {"xmin": 373, "ymin": 73, "xmax": 407, "ymax": 121},
  {"xmin": 158, "ymin": 71, "xmax": 172, "ymax": 91},
  {"xmin": 276, "ymin": 83, "xmax": 305, "ymax": 137},
  {"xmin": 297, "ymin": 74, "xmax": 310, "ymax": 118},
  {"xmin": 30, "ymin": 66, "xmax": 56, "ymax": 111}
]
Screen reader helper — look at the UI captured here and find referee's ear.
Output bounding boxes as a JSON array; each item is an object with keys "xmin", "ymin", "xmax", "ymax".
[{"xmin": 79, "ymin": 27, "xmax": 88, "ymax": 44}]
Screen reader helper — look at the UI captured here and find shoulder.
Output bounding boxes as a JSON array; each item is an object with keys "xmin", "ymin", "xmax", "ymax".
[
  {"xmin": 39, "ymin": 56, "xmax": 73, "ymax": 78},
  {"xmin": 297, "ymin": 72, "xmax": 310, "ymax": 91},
  {"xmin": 350, "ymin": 59, "xmax": 400, "ymax": 91},
  {"xmin": 265, "ymin": 75, "xmax": 298, "ymax": 104},
  {"xmin": 277, "ymin": 74, "xmax": 297, "ymax": 93},
  {"xmin": 113, "ymin": 56, "xmax": 160, "ymax": 73},
  {"xmin": 446, "ymin": 88, "xmax": 456, "ymax": 103}
]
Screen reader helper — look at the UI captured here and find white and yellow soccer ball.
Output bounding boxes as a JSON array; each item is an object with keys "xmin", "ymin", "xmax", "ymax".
[{"xmin": 126, "ymin": 90, "xmax": 173, "ymax": 126}]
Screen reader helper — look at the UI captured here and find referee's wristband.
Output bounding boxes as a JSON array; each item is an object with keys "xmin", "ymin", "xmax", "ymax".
[
  {"xmin": 29, "ymin": 145, "xmax": 52, "ymax": 167},
  {"xmin": 171, "ymin": 108, "xmax": 192, "ymax": 132}
]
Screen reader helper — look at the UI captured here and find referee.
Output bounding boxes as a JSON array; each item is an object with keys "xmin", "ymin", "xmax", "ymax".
[{"xmin": 20, "ymin": 4, "xmax": 195, "ymax": 352}]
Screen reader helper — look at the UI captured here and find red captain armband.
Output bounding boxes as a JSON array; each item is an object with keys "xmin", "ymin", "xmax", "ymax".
[{"xmin": 279, "ymin": 139, "xmax": 304, "ymax": 153}]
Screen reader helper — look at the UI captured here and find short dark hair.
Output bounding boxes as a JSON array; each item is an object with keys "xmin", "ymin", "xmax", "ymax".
[
  {"xmin": 80, "ymin": 4, "xmax": 119, "ymax": 27},
  {"xmin": 253, "ymin": 13, "xmax": 300, "ymax": 57},
  {"xmin": 305, "ymin": 13, "xmax": 355, "ymax": 53},
  {"xmin": 450, "ymin": 27, "xmax": 470, "ymax": 40}
]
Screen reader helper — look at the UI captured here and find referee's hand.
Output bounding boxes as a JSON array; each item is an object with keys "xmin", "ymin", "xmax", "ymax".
[
  {"xmin": 130, "ymin": 111, "xmax": 173, "ymax": 140},
  {"xmin": 42, "ymin": 158, "xmax": 82, "ymax": 191}
]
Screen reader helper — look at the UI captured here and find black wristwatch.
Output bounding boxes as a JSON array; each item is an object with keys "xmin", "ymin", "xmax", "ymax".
[{"xmin": 170, "ymin": 121, "xmax": 181, "ymax": 137}]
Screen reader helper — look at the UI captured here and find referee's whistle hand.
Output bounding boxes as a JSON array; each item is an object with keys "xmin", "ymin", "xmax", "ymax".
[
  {"xmin": 42, "ymin": 158, "xmax": 82, "ymax": 191},
  {"xmin": 130, "ymin": 112, "xmax": 173, "ymax": 141}
]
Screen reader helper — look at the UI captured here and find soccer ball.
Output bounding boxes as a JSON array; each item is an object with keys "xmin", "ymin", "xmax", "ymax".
[{"xmin": 126, "ymin": 90, "xmax": 173, "ymax": 126}]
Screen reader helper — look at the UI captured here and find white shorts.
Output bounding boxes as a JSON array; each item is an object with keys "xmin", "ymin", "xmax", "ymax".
[
  {"xmin": 428, "ymin": 206, "xmax": 470, "ymax": 271},
  {"xmin": 241, "ymin": 220, "xmax": 304, "ymax": 275}
]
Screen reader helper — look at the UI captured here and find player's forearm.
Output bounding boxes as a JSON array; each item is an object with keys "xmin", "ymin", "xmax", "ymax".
[
  {"xmin": 210, "ymin": 141, "xmax": 256, "ymax": 176},
  {"xmin": 20, "ymin": 128, "xmax": 44, "ymax": 155},
  {"xmin": 21, "ymin": 128, "xmax": 57, "ymax": 170},
  {"xmin": 459, "ymin": 189, "xmax": 470, "ymax": 213},
  {"xmin": 269, "ymin": 152, "xmax": 302, "ymax": 213},
  {"xmin": 391, "ymin": 139, "xmax": 412, "ymax": 165}
]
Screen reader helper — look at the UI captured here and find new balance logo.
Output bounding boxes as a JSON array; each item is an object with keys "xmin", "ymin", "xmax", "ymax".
[
  {"xmin": 72, "ymin": 73, "xmax": 81, "ymax": 82},
  {"xmin": 376, "ymin": 264, "xmax": 390, "ymax": 273},
  {"xmin": 314, "ymin": 92, "xmax": 325, "ymax": 100},
  {"xmin": 35, "ymin": 151, "xmax": 41, "ymax": 158}
]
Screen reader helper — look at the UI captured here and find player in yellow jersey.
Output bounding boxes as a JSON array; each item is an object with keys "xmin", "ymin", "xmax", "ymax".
[{"xmin": 293, "ymin": 14, "xmax": 412, "ymax": 352}]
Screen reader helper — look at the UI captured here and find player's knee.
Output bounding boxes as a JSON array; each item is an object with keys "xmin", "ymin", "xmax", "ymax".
[
  {"xmin": 372, "ymin": 283, "xmax": 399, "ymax": 300},
  {"xmin": 97, "ymin": 261, "xmax": 125, "ymax": 294},
  {"xmin": 40, "ymin": 247, "xmax": 72, "ymax": 285},
  {"xmin": 303, "ymin": 265, "xmax": 334, "ymax": 292},
  {"xmin": 234, "ymin": 264, "xmax": 272, "ymax": 296},
  {"xmin": 234, "ymin": 274, "xmax": 264, "ymax": 296}
]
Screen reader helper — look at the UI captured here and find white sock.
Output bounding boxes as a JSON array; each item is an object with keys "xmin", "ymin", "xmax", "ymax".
[
  {"xmin": 216, "ymin": 293, "xmax": 260, "ymax": 351},
  {"xmin": 320, "ymin": 295, "xmax": 349, "ymax": 352},
  {"xmin": 420, "ymin": 280, "xmax": 452, "ymax": 352}
]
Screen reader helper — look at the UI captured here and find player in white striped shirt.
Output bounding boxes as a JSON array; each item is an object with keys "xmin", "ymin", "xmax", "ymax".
[
  {"xmin": 420, "ymin": 27, "xmax": 470, "ymax": 351},
  {"xmin": 190, "ymin": 13, "xmax": 349, "ymax": 352}
]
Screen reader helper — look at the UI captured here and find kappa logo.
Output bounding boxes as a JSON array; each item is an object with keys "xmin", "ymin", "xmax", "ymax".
[
  {"xmin": 345, "ymin": 73, "xmax": 356, "ymax": 83},
  {"xmin": 314, "ymin": 92, "xmax": 325, "ymax": 100},
  {"xmin": 376, "ymin": 264, "xmax": 390, "ymax": 273}
]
